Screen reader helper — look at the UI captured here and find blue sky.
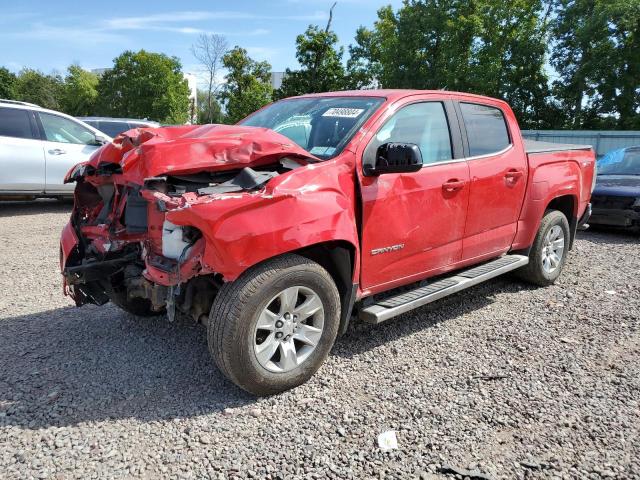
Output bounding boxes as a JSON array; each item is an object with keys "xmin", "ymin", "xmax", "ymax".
[{"xmin": 1, "ymin": 0, "xmax": 402, "ymax": 81}]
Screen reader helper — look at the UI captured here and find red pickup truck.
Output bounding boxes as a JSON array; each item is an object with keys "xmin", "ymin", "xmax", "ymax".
[{"xmin": 60, "ymin": 90, "xmax": 595, "ymax": 395}]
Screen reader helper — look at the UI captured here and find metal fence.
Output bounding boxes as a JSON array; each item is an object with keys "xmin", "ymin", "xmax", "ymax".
[{"xmin": 521, "ymin": 130, "xmax": 640, "ymax": 158}]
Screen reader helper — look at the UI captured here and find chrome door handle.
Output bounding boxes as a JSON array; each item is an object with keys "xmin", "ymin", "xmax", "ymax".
[{"xmin": 48, "ymin": 148, "xmax": 66, "ymax": 155}]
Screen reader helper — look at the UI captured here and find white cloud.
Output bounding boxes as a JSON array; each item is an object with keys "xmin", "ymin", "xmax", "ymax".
[
  {"xmin": 7, "ymin": 22, "xmax": 126, "ymax": 45},
  {"xmin": 0, "ymin": 12, "xmax": 39, "ymax": 24},
  {"xmin": 102, "ymin": 10, "xmax": 327, "ymax": 32},
  {"xmin": 0, "ymin": 9, "xmax": 323, "ymax": 50},
  {"xmin": 246, "ymin": 46, "xmax": 281, "ymax": 60}
]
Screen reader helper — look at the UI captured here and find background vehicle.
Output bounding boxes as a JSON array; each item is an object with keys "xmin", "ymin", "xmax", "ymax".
[
  {"xmin": 590, "ymin": 146, "xmax": 640, "ymax": 231},
  {"xmin": 60, "ymin": 90, "xmax": 595, "ymax": 395},
  {"xmin": 78, "ymin": 117, "xmax": 160, "ymax": 138},
  {"xmin": 0, "ymin": 100, "xmax": 110, "ymax": 199}
]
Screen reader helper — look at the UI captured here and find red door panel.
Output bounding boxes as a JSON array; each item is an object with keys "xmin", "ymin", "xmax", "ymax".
[
  {"xmin": 463, "ymin": 148, "xmax": 527, "ymax": 259},
  {"xmin": 359, "ymin": 161, "xmax": 470, "ymax": 291},
  {"xmin": 458, "ymin": 101, "xmax": 528, "ymax": 260}
]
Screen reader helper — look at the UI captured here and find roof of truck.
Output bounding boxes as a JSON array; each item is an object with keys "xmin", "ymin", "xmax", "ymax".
[{"xmin": 297, "ymin": 89, "xmax": 505, "ymax": 103}]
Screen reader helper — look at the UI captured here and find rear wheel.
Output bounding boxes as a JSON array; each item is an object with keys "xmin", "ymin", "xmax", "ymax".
[
  {"xmin": 516, "ymin": 209, "xmax": 570, "ymax": 286},
  {"xmin": 208, "ymin": 254, "xmax": 340, "ymax": 396}
]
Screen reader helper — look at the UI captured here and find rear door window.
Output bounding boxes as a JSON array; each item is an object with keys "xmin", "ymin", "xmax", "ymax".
[
  {"xmin": 460, "ymin": 103, "xmax": 510, "ymax": 156},
  {"xmin": 0, "ymin": 107, "xmax": 36, "ymax": 139}
]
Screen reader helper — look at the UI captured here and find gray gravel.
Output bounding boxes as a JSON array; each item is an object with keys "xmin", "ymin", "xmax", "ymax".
[{"xmin": 0, "ymin": 200, "xmax": 639, "ymax": 480}]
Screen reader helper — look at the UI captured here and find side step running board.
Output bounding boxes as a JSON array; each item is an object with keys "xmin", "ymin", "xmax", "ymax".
[{"xmin": 358, "ymin": 254, "xmax": 529, "ymax": 324}]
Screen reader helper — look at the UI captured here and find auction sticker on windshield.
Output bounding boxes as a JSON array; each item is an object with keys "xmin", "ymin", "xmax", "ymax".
[{"xmin": 322, "ymin": 108, "xmax": 364, "ymax": 118}]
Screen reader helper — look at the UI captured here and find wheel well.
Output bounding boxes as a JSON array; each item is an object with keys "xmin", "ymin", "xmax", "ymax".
[
  {"xmin": 546, "ymin": 195, "xmax": 577, "ymax": 248},
  {"xmin": 295, "ymin": 241, "xmax": 357, "ymax": 336}
]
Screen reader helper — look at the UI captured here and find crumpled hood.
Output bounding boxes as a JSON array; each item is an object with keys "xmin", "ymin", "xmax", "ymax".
[
  {"xmin": 86, "ymin": 124, "xmax": 317, "ymax": 179},
  {"xmin": 593, "ymin": 175, "xmax": 640, "ymax": 197}
]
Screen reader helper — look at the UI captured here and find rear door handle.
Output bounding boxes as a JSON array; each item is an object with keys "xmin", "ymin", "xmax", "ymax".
[
  {"xmin": 48, "ymin": 148, "xmax": 66, "ymax": 155},
  {"xmin": 442, "ymin": 179, "xmax": 466, "ymax": 192}
]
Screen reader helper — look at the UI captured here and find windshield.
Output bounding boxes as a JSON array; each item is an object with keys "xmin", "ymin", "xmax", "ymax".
[
  {"xmin": 598, "ymin": 148, "xmax": 640, "ymax": 176},
  {"xmin": 239, "ymin": 96, "xmax": 385, "ymax": 159}
]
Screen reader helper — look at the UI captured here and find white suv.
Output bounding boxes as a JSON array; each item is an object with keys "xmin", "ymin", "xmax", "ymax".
[{"xmin": 0, "ymin": 100, "xmax": 111, "ymax": 199}]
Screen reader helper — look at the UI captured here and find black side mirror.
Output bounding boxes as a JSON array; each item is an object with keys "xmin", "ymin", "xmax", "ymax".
[
  {"xmin": 365, "ymin": 142, "xmax": 423, "ymax": 176},
  {"xmin": 93, "ymin": 134, "xmax": 108, "ymax": 145}
]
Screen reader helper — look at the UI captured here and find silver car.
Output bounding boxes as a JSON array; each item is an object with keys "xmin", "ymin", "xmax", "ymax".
[
  {"xmin": 0, "ymin": 100, "xmax": 111, "ymax": 199},
  {"xmin": 78, "ymin": 117, "xmax": 160, "ymax": 138}
]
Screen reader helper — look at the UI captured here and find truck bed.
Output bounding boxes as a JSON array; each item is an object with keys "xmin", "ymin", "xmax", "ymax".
[{"xmin": 524, "ymin": 139, "xmax": 592, "ymax": 154}]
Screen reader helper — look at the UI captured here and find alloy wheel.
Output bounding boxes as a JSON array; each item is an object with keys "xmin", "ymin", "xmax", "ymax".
[
  {"xmin": 541, "ymin": 225, "xmax": 565, "ymax": 274},
  {"xmin": 253, "ymin": 286, "xmax": 325, "ymax": 373}
]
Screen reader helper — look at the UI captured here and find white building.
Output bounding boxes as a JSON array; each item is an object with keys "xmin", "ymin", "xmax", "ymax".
[
  {"xmin": 270, "ymin": 72, "xmax": 285, "ymax": 90},
  {"xmin": 183, "ymin": 72, "xmax": 198, "ymax": 124}
]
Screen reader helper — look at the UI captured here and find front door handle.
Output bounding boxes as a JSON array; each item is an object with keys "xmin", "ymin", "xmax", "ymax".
[
  {"xmin": 442, "ymin": 179, "xmax": 465, "ymax": 192},
  {"xmin": 504, "ymin": 169, "xmax": 523, "ymax": 181},
  {"xmin": 48, "ymin": 148, "xmax": 66, "ymax": 155}
]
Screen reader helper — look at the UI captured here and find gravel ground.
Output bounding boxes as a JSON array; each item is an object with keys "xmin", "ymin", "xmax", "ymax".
[{"xmin": 0, "ymin": 200, "xmax": 639, "ymax": 480}]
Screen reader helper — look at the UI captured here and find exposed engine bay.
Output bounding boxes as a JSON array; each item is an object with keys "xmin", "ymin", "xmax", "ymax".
[{"xmin": 61, "ymin": 124, "xmax": 315, "ymax": 323}]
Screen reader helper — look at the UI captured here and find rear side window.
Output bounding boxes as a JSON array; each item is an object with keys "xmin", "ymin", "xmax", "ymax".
[
  {"xmin": 460, "ymin": 103, "xmax": 510, "ymax": 156},
  {"xmin": 0, "ymin": 107, "xmax": 35, "ymax": 139},
  {"xmin": 98, "ymin": 121, "xmax": 131, "ymax": 137}
]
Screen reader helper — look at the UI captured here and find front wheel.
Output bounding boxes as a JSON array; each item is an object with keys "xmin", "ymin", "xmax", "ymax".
[
  {"xmin": 208, "ymin": 254, "xmax": 341, "ymax": 396},
  {"xmin": 516, "ymin": 209, "xmax": 570, "ymax": 286}
]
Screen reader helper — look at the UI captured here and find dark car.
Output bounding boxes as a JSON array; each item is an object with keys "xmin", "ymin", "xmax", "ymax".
[
  {"xmin": 77, "ymin": 117, "xmax": 160, "ymax": 138},
  {"xmin": 590, "ymin": 146, "xmax": 640, "ymax": 231}
]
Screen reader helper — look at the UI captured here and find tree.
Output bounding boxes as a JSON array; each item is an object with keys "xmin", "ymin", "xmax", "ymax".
[
  {"xmin": 60, "ymin": 65, "xmax": 99, "ymax": 116},
  {"xmin": 196, "ymin": 89, "xmax": 222, "ymax": 124},
  {"xmin": 348, "ymin": 2, "xmax": 478, "ymax": 91},
  {"xmin": 551, "ymin": 0, "xmax": 640, "ymax": 129},
  {"xmin": 469, "ymin": 0, "xmax": 556, "ymax": 128},
  {"xmin": 276, "ymin": 2, "xmax": 352, "ymax": 98},
  {"xmin": 191, "ymin": 33, "xmax": 228, "ymax": 123},
  {"xmin": 0, "ymin": 67, "xmax": 17, "ymax": 99},
  {"xmin": 97, "ymin": 50, "xmax": 191, "ymax": 124},
  {"xmin": 14, "ymin": 69, "xmax": 64, "ymax": 110},
  {"xmin": 347, "ymin": 0, "xmax": 557, "ymax": 128},
  {"xmin": 219, "ymin": 47, "xmax": 272, "ymax": 123}
]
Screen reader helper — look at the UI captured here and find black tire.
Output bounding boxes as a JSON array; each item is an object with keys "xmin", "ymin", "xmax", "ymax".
[
  {"xmin": 208, "ymin": 254, "xmax": 340, "ymax": 396},
  {"xmin": 516, "ymin": 209, "xmax": 571, "ymax": 286}
]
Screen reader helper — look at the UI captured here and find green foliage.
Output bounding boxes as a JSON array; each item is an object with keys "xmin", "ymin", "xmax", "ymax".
[
  {"xmin": 348, "ymin": 3, "xmax": 478, "ymax": 91},
  {"xmin": 469, "ymin": 0, "xmax": 557, "ymax": 128},
  {"xmin": 0, "ymin": 67, "xmax": 17, "ymax": 99},
  {"xmin": 276, "ymin": 25, "xmax": 349, "ymax": 99},
  {"xmin": 61, "ymin": 65, "xmax": 99, "ymax": 116},
  {"xmin": 349, "ymin": 0, "xmax": 638, "ymax": 129},
  {"xmin": 196, "ymin": 89, "xmax": 223, "ymax": 124},
  {"xmin": 551, "ymin": 0, "xmax": 640, "ymax": 129},
  {"xmin": 14, "ymin": 69, "xmax": 64, "ymax": 110},
  {"xmin": 219, "ymin": 47, "xmax": 273, "ymax": 123},
  {"xmin": 97, "ymin": 50, "xmax": 191, "ymax": 124},
  {"xmin": 1, "ymin": 0, "xmax": 636, "ymax": 130},
  {"xmin": 348, "ymin": 0, "xmax": 555, "ymax": 128}
]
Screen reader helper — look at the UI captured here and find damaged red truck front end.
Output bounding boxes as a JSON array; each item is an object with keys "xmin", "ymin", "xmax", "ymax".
[
  {"xmin": 60, "ymin": 90, "xmax": 594, "ymax": 395},
  {"xmin": 60, "ymin": 123, "xmax": 358, "ymax": 322}
]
